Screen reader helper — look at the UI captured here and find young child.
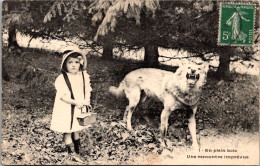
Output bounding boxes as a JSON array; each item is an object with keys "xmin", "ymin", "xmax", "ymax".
[{"xmin": 50, "ymin": 50, "xmax": 92, "ymax": 163}]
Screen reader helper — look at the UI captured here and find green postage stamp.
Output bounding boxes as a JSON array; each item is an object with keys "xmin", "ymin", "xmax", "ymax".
[{"xmin": 218, "ymin": 3, "xmax": 256, "ymax": 46}]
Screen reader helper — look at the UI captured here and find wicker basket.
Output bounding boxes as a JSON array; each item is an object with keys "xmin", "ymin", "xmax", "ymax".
[{"xmin": 77, "ymin": 106, "xmax": 97, "ymax": 126}]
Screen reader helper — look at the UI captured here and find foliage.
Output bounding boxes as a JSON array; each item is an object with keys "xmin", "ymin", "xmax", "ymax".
[
  {"xmin": 2, "ymin": 47, "xmax": 58, "ymax": 109},
  {"xmin": 2, "ymin": 1, "xmax": 31, "ymax": 29},
  {"xmin": 41, "ymin": 0, "xmax": 259, "ymax": 63},
  {"xmin": 3, "ymin": 0, "xmax": 259, "ymax": 69},
  {"xmin": 198, "ymin": 73, "xmax": 259, "ymax": 132},
  {"xmin": 88, "ymin": 0, "xmax": 160, "ymax": 41},
  {"xmin": 2, "ymin": 0, "xmax": 96, "ymax": 48}
]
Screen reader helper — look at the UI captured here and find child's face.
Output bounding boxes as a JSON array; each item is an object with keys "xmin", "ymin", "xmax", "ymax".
[{"xmin": 66, "ymin": 57, "xmax": 80, "ymax": 74}]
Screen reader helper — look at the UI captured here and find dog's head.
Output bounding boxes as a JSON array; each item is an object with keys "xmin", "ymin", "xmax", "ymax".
[{"xmin": 176, "ymin": 62, "xmax": 209, "ymax": 88}]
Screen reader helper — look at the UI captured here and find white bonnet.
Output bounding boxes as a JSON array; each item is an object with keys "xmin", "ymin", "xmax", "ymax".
[{"xmin": 60, "ymin": 51, "xmax": 87, "ymax": 70}]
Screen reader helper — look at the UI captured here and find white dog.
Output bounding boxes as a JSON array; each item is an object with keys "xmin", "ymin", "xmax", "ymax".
[{"xmin": 109, "ymin": 62, "xmax": 209, "ymax": 149}]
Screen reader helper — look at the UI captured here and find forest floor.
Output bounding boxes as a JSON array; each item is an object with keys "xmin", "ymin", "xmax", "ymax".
[{"xmin": 1, "ymin": 48, "xmax": 259, "ymax": 165}]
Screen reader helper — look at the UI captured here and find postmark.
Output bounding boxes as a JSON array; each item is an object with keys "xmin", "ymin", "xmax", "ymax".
[{"xmin": 218, "ymin": 3, "xmax": 256, "ymax": 46}]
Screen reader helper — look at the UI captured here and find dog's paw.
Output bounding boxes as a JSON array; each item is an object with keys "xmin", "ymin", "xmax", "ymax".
[
  {"xmin": 161, "ymin": 148, "xmax": 173, "ymax": 158},
  {"xmin": 159, "ymin": 138, "xmax": 167, "ymax": 148},
  {"xmin": 126, "ymin": 123, "xmax": 133, "ymax": 131},
  {"xmin": 118, "ymin": 121, "xmax": 126, "ymax": 128},
  {"xmin": 191, "ymin": 144, "xmax": 200, "ymax": 152},
  {"xmin": 127, "ymin": 127, "xmax": 133, "ymax": 131}
]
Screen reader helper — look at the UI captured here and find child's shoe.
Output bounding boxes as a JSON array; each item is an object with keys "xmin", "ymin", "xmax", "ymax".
[
  {"xmin": 66, "ymin": 143, "xmax": 87, "ymax": 164},
  {"xmin": 68, "ymin": 152, "xmax": 87, "ymax": 164}
]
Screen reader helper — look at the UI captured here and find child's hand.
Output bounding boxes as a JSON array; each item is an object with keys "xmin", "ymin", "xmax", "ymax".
[{"xmin": 75, "ymin": 101, "xmax": 84, "ymax": 109}]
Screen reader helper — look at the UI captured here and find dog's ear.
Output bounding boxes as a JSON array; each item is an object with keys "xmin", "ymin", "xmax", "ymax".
[
  {"xmin": 203, "ymin": 62, "xmax": 209, "ymax": 73},
  {"xmin": 175, "ymin": 65, "xmax": 183, "ymax": 76},
  {"xmin": 176, "ymin": 60, "xmax": 184, "ymax": 67},
  {"xmin": 182, "ymin": 59, "xmax": 190, "ymax": 65}
]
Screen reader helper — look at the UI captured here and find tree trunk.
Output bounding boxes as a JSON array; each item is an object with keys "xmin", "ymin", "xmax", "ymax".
[
  {"xmin": 102, "ymin": 40, "xmax": 113, "ymax": 60},
  {"xmin": 144, "ymin": 44, "xmax": 159, "ymax": 67},
  {"xmin": 5, "ymin": 0, "xmax": 20, "ymax": 49},
  {"xmin": 8, "ymin": 25, "xmax": 19, "ymax": 48},
  {"xmin": 2, "ymin": 62, "xmax": 10, "ymax": 81},
  {"xmin": 216, "ymin": 50, "xmax": 231, "ymax": 80}
]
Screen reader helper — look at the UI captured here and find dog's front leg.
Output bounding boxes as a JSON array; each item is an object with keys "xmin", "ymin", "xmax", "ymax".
[
  {"xmin": 188, "ymin": 106, "xmax": 199, "ymax": 150},
  {"xmin": 123, "ymin": 107, "xmax": 129, "ymax": 123},
  {"xmin": 160, "ymin": 106, "xmax": 171, "ymax": 147}
]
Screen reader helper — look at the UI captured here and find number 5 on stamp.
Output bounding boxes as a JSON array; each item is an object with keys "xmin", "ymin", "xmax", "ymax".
[{"xmin": 218, "ymin": 3, "xmax": 256, "ymax": 46}]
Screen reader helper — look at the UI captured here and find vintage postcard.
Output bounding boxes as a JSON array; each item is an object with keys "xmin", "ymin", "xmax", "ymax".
[{"xmin": 1, "ymin": 0, "xmax": 259, "ymax": 165}]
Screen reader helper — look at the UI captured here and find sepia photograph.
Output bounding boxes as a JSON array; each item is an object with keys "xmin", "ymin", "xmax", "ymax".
[{"xmin": 1, "ymin": 0, "xmax": 259, "ymax": 165}]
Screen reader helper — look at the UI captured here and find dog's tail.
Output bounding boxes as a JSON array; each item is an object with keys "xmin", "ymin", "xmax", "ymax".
[{"xmin": 109, "ymin": 82, "xmax": 125, "ymax": 97}]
